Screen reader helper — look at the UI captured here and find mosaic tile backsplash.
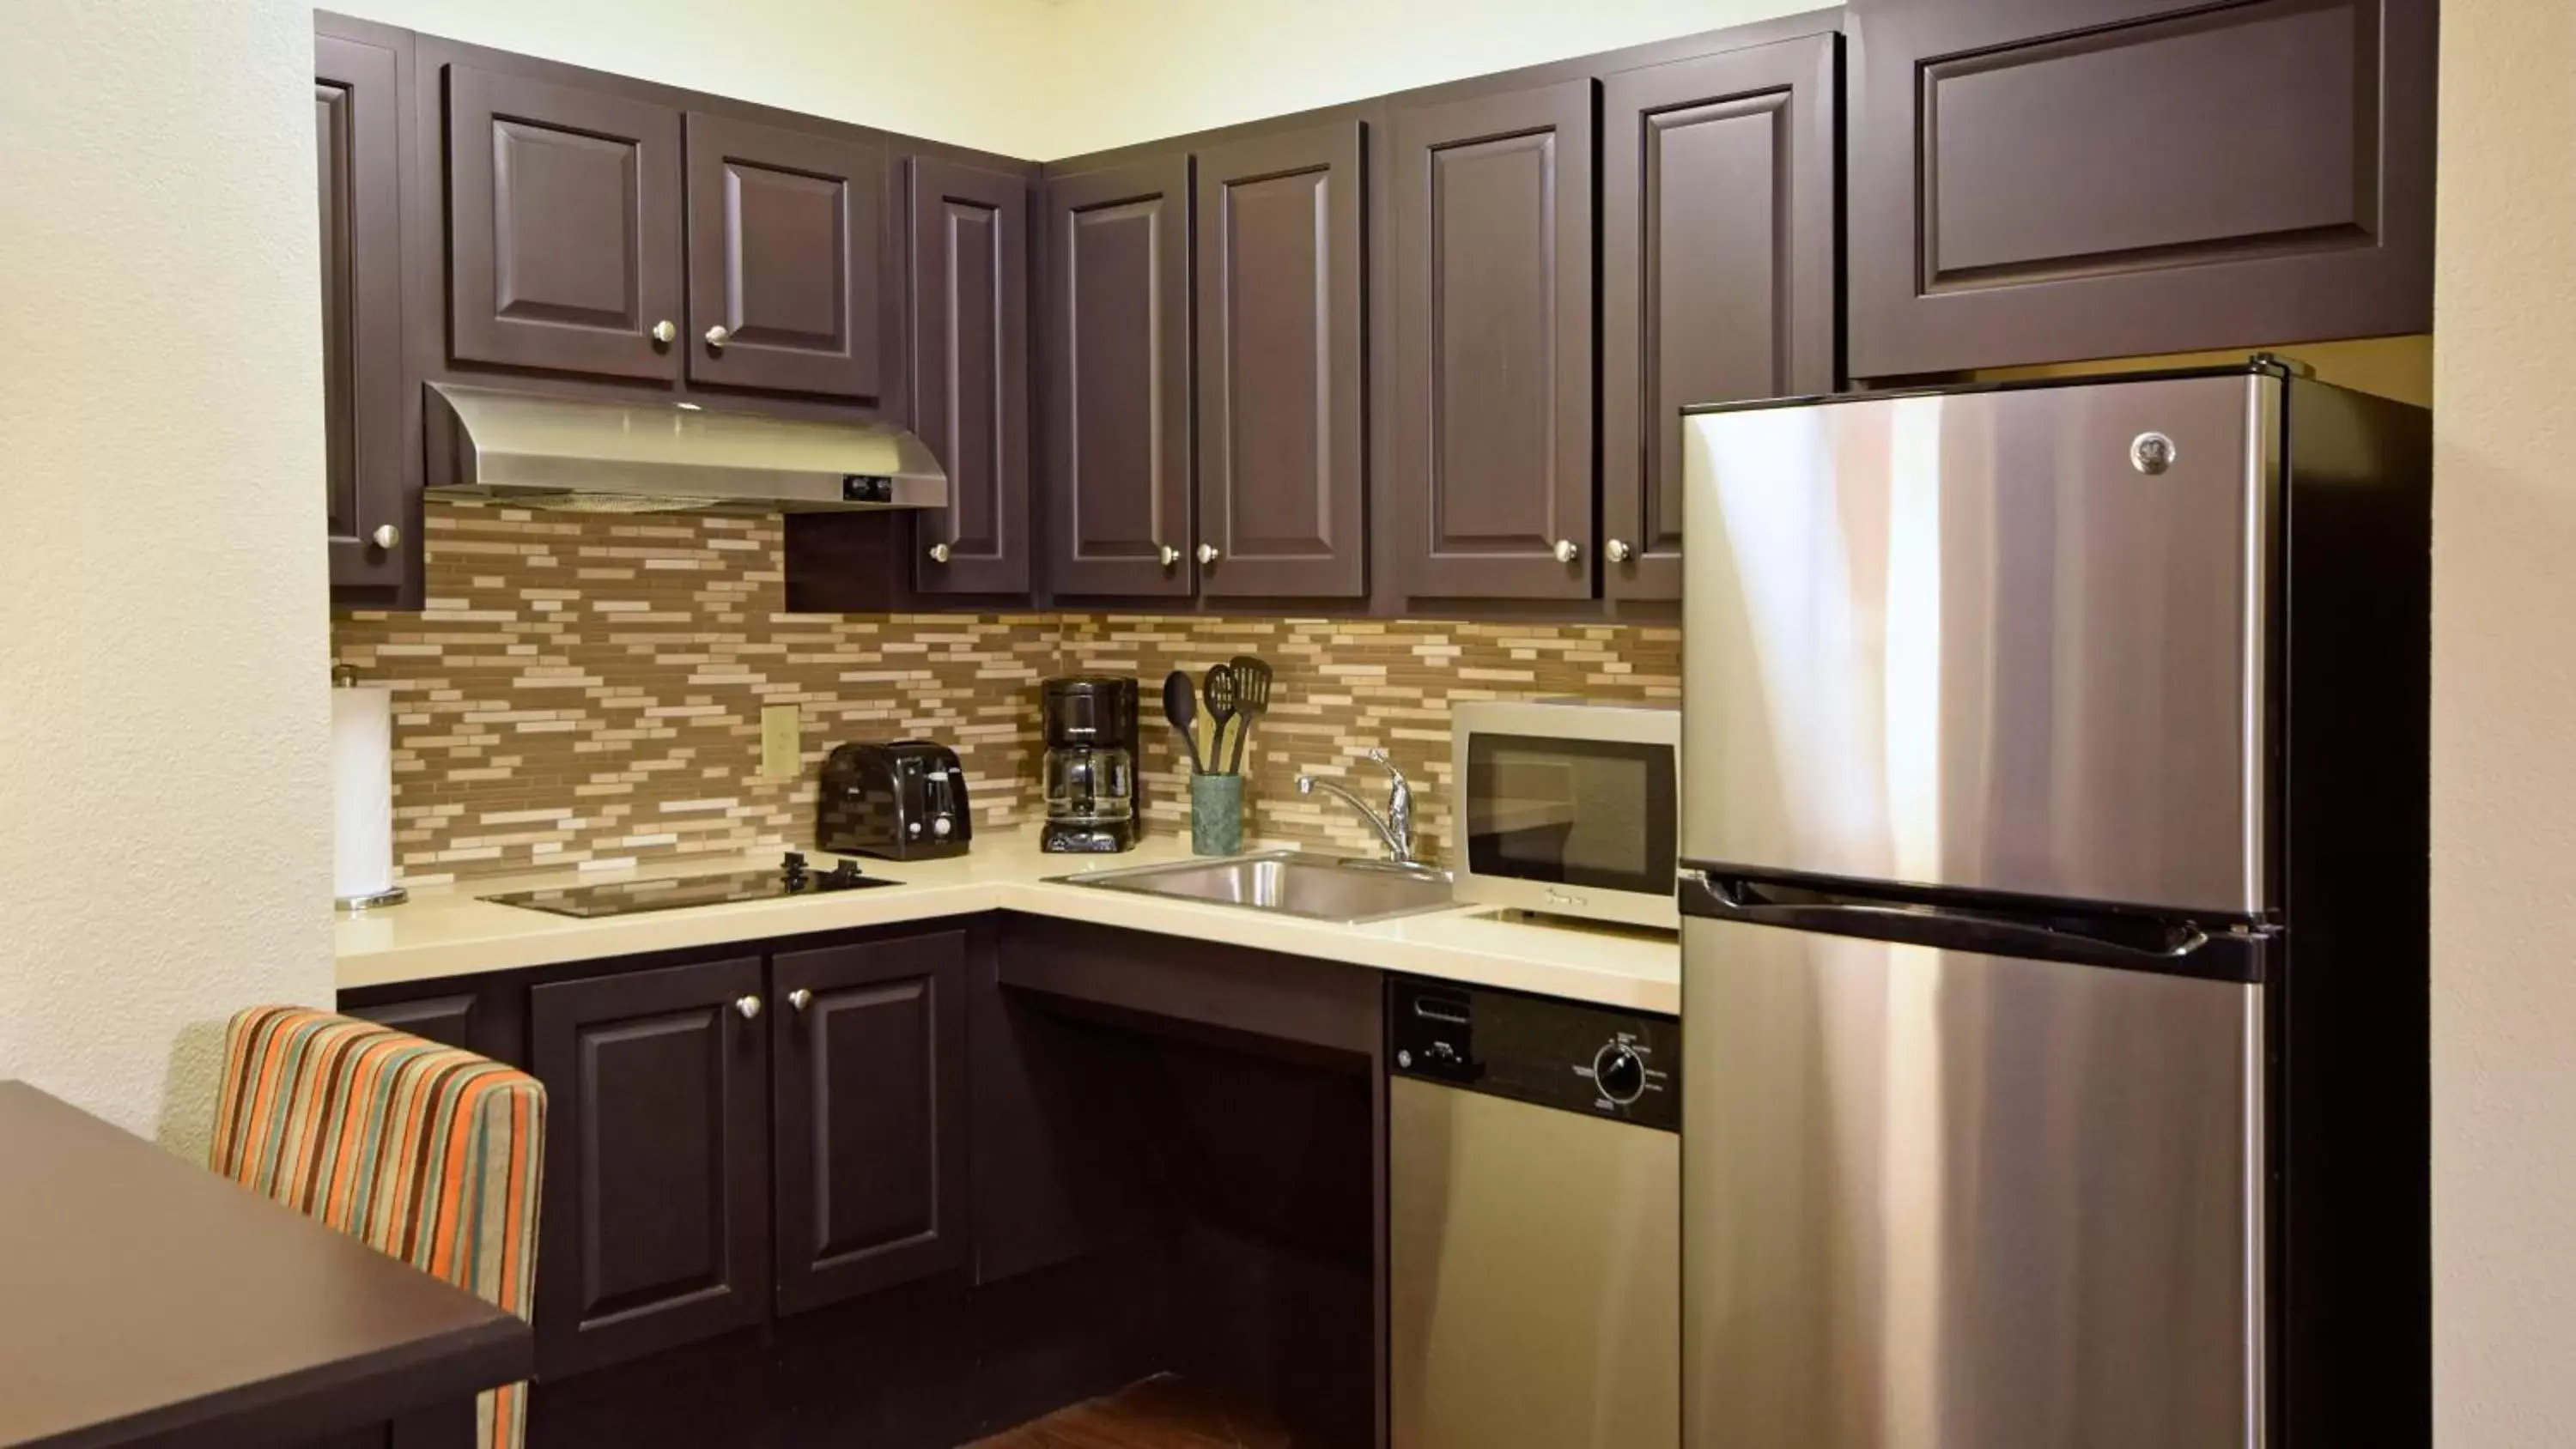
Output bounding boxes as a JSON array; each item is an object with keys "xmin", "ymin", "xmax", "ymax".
[{"xmin": 334, "ymin": 504, "xmax": 1680, "ymax": 884}]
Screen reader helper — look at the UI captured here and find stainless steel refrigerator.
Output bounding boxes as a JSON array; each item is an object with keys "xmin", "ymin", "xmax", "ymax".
[{"xmin": 1675, "ymin": 361, "xmax": 2429, "ymax": 1449}]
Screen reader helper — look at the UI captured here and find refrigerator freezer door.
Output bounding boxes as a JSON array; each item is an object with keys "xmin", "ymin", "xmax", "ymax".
[
  {"xmin": 1681, "ymin": 916, "xmax": 2263, "ymax": 1449},
  {"xmin": 1681, "ymin": 374, "xmax": 2276, "ymax": 914}
]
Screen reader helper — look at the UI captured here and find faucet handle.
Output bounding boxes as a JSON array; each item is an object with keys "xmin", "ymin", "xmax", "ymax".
[{"xmin": 1364, "ymin": 748, "xmax": 1406, "ymax": 784}]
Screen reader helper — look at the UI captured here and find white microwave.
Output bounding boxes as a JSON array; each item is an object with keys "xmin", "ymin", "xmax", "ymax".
[{"xmin": 1450, "ymin": 700, "xmax": 1681, "ymax": 931}]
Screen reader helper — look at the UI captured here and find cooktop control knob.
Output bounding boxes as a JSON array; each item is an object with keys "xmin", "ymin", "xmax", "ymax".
[
  {"xmin": 1593, "ymin": 1042, "xmax": 1646, "ymax": 1105},
  {"xmin": 932, "ymin": 816, "xmax": 953, "ymax": 838}
]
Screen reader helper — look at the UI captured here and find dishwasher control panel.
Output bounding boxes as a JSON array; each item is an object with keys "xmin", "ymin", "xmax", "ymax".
[{"xmin": 1388, "ymin": 977, "xmax": 1679, "ymax": 1131}]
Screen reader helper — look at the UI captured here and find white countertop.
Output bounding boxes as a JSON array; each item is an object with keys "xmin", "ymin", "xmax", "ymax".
[{"xmin": 336, "ymin": 830, "xmax": 1681, "ymax": 1016}]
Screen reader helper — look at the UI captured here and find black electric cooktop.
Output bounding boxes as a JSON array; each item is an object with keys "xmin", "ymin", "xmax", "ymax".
[{"xmin": 482, "ymin": 852, "xmax": 896, "ymax": 919}]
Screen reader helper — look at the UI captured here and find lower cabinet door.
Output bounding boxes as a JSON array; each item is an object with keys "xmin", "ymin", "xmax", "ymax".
[
  {"xmin": 530, "ymin": 955, "xmax": 770, "ymax": 1378},
  {"xmin": 343, "ymin": 991, "xmax": 481, "ymax": 1055},
  {"xmin": 771, "ymin": 931, "xmax": 969, "ymax": 1314}
]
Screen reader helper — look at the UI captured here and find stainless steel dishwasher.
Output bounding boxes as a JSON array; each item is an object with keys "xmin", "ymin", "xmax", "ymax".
[{"xmin": 1388, "ymin": 976, "xmax": 1680, "ymax": 1449}]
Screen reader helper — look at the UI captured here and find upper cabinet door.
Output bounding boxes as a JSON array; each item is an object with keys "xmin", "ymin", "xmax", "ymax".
[
  {"xmin": 1193, "ymin": 124, "xmax": 1367, "ymax": 600},
  {"xmin": 1601, "ymin": 36, "xmax": 1838, "ymax": 603},
  {"xmin": 1044, "ymin": 156, "xmax": 1195, "ymax": 598},
  {"xmin": 683, "ymin": 113, "xmax": 887, "ymax": 400},
  {"xmin": 1848, "ymin": 0, "xmax": 2436, "ymax": 378},
  {"xmin": 910, "ymin": 159, "xmax": 1033, "ymax": 595},
  {"xmin": 530, "ymin": 955, "xmax": 770, "ymax": 1379},
  {"xmin": 316, "ymin": 28, "xmax": 411, "ymax": 596},
  {"xmin": 771, "ymin": 931, "xmax": 970, "ymax": 1315},
  {"xmin": 1392, "ymin": 81, "xmax": 1595, "ymax": 602},
  {"xmin": 446, "ymin": 64, "xmax": 683, "ymax": 380}
]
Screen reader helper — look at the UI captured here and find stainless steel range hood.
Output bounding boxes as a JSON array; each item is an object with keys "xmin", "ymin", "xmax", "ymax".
[{"xmin": 423, "ymin": 383, "xmax": 947, "ymax": 514}]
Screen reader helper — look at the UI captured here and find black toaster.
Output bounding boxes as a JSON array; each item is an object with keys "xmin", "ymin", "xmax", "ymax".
[{"xmin": 817, "ymin": 741, "xmax": 973, "ymax": 860}]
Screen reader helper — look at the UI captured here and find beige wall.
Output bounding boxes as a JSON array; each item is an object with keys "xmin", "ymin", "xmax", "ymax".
[
  {"xmin": 324, "ymin": 0, "xmax": 1816, "ymax": 159},
  {"xmin": 0, "ymin": 1, "xmax": 335, "ymax": 1154},
  {"xmin": 325, "ymin": 0, "xmax": 1058, "ymax": 157},
  {"xmin": 1023, "ymin": 0, "xmax": 1818, "ymax": 157},
  {"xmin": 2433, "ymin": 2, "xmax": 2576, "ymax": 1439}
]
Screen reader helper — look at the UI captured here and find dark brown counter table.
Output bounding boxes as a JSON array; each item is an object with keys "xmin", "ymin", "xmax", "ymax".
[{"xmin": 0, "ymin": 1081, "xmax": 530, "ymax": 1449}]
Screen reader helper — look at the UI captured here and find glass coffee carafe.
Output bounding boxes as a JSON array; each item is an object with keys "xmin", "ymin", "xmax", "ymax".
[
  {"xmin": 1039, "ymin": 676, "xmax": 1140, "ymax": 852},
  {"xmin": 1043, "ymin": 744, "xmax": 1134, "ymax": 827}
]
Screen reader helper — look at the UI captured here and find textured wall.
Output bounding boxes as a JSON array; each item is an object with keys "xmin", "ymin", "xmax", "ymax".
[
  {"xmin": 335, "ymin": 505, "xmax": 1676, "ymax": 879},
  {"xmin": 0, "ymin": 1, "xmax": 335, "ymax": 1153},
  {"xmin": 2432, "ymin": 2, "xmax": 2576, "ymax": 1439}
]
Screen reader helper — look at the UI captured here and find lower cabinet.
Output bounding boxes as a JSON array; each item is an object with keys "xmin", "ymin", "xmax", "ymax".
[
  {"xmin": 343, "ymin": 991, "xmax": 482, "ymax": 1054},
  {"xmin": 771, "ymin": 931, "xmax": 969, "ymax": 1314},
  {"xmin": 530, "ymin": 955, "xmax": 772, "ymax": 1379},
  {"xmin": 356, "ymin": 928, "xmax": 975, "ymax": 1382}
]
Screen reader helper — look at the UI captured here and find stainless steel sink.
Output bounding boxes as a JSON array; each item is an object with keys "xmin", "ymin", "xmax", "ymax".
[{"xmin": 1054, "ymin": 849, "xmax": 1455, "ymax": 924}]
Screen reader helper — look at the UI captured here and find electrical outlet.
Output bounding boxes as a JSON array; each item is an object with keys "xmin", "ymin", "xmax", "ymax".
[{"xmin": 760, "ymin": 704, "xmax": 802, "ymax": 781}]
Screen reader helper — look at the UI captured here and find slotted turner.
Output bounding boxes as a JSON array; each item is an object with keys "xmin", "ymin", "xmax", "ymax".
[{"xmin": 1226, "ymin": 655, "xmax": 1273, "ymax": 773}]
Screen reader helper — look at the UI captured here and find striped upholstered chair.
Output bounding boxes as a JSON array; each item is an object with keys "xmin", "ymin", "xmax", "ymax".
[{"xmin": 210, "ymin": 1006, "xmax": 545, "ymax": 1449}]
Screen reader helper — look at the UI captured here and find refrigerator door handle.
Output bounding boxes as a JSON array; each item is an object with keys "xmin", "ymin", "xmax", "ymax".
[{"xmin": 1680, "ymin": 872, "xmax": 2263, "ymax": 983}]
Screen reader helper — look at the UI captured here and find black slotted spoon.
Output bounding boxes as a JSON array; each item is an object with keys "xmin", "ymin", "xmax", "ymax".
[
  {"xmin": 1226, "ymin": 655, "xmax": 1273, "ymax": 773},
  {"xmin": 1202, "ymin": 664, "xmax": 1240, "ymax": 776}
]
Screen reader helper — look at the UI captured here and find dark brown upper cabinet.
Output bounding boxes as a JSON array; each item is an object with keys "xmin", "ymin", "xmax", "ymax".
[
  {"xmin": 1600, "ymin": 35, "xmax": 1839, "ymax": 602},
  {"xmin": 1192, "ymin": 124, "xmax": 1368, "ymax": 600},
  {"xmin": 1847, "ymin": 0, "xmax": 2437, "ymax": 378},
  {"xmin": 1044, "ymin": 155, "xmax": 1195, "ymax": 598},
  {"xmin": 445, "ymin": 64, "xmax": 684, "ymax": 380},
  {"xmin": 317, "ymin": 22, "xmax": 414, "ymax": 597},
  {"xmin": 911, "ymin": 159, "xmax": 1034, "ymax": 595},
  {"xmin": 531, "ymin": 955, "xmax": 770, "ymax": 1379},
  {"xmin": 683, "ymin": 113, "xmax": 886, "ymax": 399},
  {"xmin": 1391, "ymin": 81, "xmax": 1595, "ymax": 602},
  {"xmin": 770, "ymin": 932, "xmax": 969, "ymax": 1316}
]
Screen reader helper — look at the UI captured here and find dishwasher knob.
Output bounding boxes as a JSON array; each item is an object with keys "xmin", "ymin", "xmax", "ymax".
[{"xmin": 1593, "ymin": 1044, "xmax": 1647, "ymax": 1105}]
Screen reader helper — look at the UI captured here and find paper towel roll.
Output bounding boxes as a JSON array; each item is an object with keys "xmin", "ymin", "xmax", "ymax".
[{"xmin": 333, "ymin": 684, "xmax": 396, "ymax": 904}]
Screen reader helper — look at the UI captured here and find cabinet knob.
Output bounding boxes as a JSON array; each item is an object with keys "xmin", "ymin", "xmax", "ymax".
[
  {"xmin": 927, "ymin": 542, "xmax": 951, "ymax": 564},
  {"xmin": 705, "ymin": 324, "xmax": 732, "ymax": 349},
  {"xmin": 1157, "ymin": 543, "xmax": 1182, "ymax": 569},
  {"xmin": 787, "ymin": 988, "xmax": 813, "ymax": 1013},
  {"xmin": 1553, "ymin": 539, "xmax": 1581, "ymax": 564},
  {"xmin": 369, "ymin": 524, "xmax": 401, "ymax": 550},
  {"xmin": 1605, "ymin": 538, "xmax": 1633, "ymax": 564},
  {"xmin": 650, "ymin": 319, "xmax": 677, "ymax": 344},
  {"xmin": 1195, "ymin": 543, "xmax": 1221, "ymax": 566},
  {"xmin": 734, "ymin": 995, "xmax": 762, "ymax": 1021}
]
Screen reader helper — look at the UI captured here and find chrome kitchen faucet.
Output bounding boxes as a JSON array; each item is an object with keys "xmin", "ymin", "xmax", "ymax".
[{"xmin": 1297, "ymin": 749, "xmax": 1417, "ymax": 865}]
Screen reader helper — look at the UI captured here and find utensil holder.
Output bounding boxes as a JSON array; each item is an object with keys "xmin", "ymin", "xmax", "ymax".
[{"xmin": 1190, "ymin": 773, "xmax": 1243, "ymax": 856}]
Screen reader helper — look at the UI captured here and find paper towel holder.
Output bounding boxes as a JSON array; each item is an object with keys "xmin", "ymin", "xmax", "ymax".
[{"xmin": 334, "ymin": 668, "xmax": 409, "ymax": 912}]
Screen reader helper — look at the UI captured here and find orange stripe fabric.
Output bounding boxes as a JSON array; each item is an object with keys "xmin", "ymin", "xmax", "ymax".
[{"xmin": 210, "ymin": 1007, "xmax": 545, "ymax": 1449}]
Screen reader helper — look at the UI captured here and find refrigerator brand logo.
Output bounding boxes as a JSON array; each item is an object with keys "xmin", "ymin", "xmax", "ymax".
[{"xmin": 2129, "ymin": 431, "xmax": 2178, "ymax": 475}]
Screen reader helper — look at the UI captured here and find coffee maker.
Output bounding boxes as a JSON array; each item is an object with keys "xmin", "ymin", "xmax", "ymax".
[{"xmin": 1040, "ymin": 676, "xmax": 1139, "ymax": 853}]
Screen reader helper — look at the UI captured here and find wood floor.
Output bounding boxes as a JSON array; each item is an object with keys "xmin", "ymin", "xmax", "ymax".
[{"xmin": 963, "ymin": 1375, "xmax": 1330, "ymax": 1449}]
